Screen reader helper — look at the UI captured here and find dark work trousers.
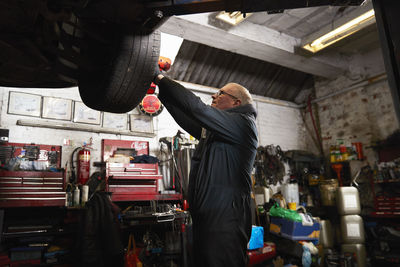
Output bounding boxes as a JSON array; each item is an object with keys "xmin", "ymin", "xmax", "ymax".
[{"xmin": 192, "ymin": 220, "xmax": 250, "ymax": 267}]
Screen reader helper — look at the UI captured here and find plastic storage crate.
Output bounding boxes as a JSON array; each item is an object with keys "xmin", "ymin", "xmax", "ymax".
[{"xmin": 269, "ymin": 216, "xmax": 320, "ymax": 241}]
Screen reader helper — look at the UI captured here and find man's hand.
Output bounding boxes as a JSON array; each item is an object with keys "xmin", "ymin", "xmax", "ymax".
[
  {"xmin": 154, "ymin": 61, "xmax": 162, "ymax": 81},
  {"xmin": 154, "ymin": 56, "xmax": 171, "ymax": 84},
  {"xmin": 154, "ymin": 73, "xmax": 164, "ymax": 85}
]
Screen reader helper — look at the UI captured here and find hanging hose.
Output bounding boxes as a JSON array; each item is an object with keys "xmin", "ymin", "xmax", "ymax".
[
  {"xmin": 307, "ymin": 94, "xmax": 324, "ymax": 156},
  {"xmin": 69, "ymin": 146, "xmax": 82, "ymax": 184}
]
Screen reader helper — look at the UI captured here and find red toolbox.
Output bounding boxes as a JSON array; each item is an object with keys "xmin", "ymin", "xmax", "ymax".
[
  {"xmin": 103, "ymin": 139, "xmax": 182, "ymax": 201},
  {"xmin": 107, "ymin": 162, "xmax": 162, "ymax": 201},
  {"xmin": 0, "ymin": 142, "xmax": 65, "ymax": 207},
  {"xmin": 247, "ymin": 242, "xmax": 276, "ymax": 266}
]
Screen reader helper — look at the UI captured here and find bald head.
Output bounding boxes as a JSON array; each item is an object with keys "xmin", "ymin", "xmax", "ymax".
[
  {"xmin": 211, "ymin": 82, "xmax": 253, "ymax": 110},
  {"xmin": 224, "ymin": 83, "xmax": 253, "ymax": 105}
]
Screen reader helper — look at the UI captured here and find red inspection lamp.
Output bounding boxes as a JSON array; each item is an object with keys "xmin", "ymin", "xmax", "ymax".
[{"xmin": 140, "ymin": 56, "xmax": 172, "ymax": 116}]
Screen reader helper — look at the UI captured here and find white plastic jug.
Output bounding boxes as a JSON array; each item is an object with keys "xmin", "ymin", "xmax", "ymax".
[
  {"xmin": 282, "ymin": 183, "xmax": 299, "ymax": 206},
  {"xmin": 254, "ymin": 186, "xmax": 273, "ymax": 205}
]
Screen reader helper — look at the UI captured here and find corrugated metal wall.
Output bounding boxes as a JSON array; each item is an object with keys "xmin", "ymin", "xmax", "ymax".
[{"xmin": 167, "ymin": 40, "xmax": 314, "ymax": 102}]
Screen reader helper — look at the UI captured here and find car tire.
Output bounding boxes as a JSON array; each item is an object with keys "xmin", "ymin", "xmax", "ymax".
[{"xmin": 78, "ymin": 27, "xmax": 160, "ymax": 113}]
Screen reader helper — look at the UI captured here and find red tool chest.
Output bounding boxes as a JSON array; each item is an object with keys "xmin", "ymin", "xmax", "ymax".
[
  {"xmin": 107, "ymin": 162, "xmax": 162, "ymax": 201},
  {"xmin": 0, "ymin": 142, "xmax": 65, "ymax": 207},
  {"xmin": 102, "ymin": 139, "xmax": 182, "ymax": 201},
  {"xmin": 370, "ymin": 145, "xmax": 400, "ymax": 217}
]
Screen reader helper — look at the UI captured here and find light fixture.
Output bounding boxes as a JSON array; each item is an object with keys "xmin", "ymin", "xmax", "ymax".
[
  {"xmin": 216, "ymin": 11, "xmax": 252, "ymax": 26},
  {"xmin": 303, "ymin": 9, "xmax": 375, "ymax": 53}
]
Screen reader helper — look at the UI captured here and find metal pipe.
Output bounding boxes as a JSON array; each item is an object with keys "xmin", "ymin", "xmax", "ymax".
[
  {"xmin": 16, "ymin": 119, "xmax": 155, "ymax": 137},
  {"xmin": 309, "ymin": 73, "xmax": 387, "ymax": 105}
]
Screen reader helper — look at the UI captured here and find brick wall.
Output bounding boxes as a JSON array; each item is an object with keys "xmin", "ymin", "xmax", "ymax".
[
  {"xmin": 307, "ymin": 45, "xmax": 400, "ymax": 165},
  {"xmin": 314, "ymin": 75, "xmax": 398, "ymax": 164}
]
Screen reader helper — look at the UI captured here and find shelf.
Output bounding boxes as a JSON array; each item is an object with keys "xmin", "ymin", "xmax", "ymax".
[
  {"xmin": 0, "ymin": 198, "xmax": 66, "ymax": 208},
  {"xmin": 2, "ymin": 227, "xmax": 73, "ymax": 239},
  {"xmin": 369, "ymin": 211, "xmax": 400, "ymax": 218},
  {"xmin": 373, "ymin": 179, "xmax": 400, "ymax": 183},
  {"xmin": 122, "ymin": 210, "xmax": 188, "ymax": 225},
  {"xmin": 111, "ymin": 193, "xmax": 183, "ymax": 202}
]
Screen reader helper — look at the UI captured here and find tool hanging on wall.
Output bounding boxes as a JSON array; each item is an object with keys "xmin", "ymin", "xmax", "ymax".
[
  {"xmin": 159, "ymin": 131, "xmax": 184, "ymax": 192},
  {"xmin": 254, "ymin": 145, "xmax": 286, "ymax": 186},
  {"xmin": 159, "ymin": 130, "xmax": 196, "ymax": 199}
]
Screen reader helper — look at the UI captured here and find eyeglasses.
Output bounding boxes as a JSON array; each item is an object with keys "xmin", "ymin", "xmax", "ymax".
[{"xmin": 216, "ymin": 90, "xmax": 238, "ymax": 100}]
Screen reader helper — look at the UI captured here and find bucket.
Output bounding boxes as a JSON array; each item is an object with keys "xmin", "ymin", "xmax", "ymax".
[
  {"xmin": 288, "ymin": 202, "xmax": 297, "ymax": 210},
  {"xmin": 320, "ymin": 179, "xmax": 339, "ymax": 206}
]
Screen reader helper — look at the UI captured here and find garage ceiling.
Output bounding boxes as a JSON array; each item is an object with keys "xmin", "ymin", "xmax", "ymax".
[
  {"xmin": 159, "ymin": 0, "xmax": 382, "ymax": 101},
  {"xmin": 167, "ymin": 40, "xmax": 314, "ymax": 102}
]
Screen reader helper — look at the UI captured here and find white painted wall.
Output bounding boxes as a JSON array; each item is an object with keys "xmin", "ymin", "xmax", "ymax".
[
  {"xmin": 0, "ymin": 84, "xmax": 305, "ymax": 184},
  {"xmin": 0, "ymin": 86, "xmax": 162, "ymax": 177},
  {"xmin": 255, "ymin": 100, "xmax": 306, "ymax": 151}
]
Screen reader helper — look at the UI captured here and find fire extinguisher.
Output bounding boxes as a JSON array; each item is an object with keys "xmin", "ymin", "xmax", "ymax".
[{"xmin": 77, "ymin": 148, "xmax": 90, "ymax": 185}]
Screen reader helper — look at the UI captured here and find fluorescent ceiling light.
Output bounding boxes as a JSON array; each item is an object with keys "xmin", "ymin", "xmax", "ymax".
[
  {"xmin": 303, "ymin": 9, "xmax": 375, "ymax": 53},
  {"xmin": 216, "ymin": 11, "xmax": 252, "ymax": 26}
]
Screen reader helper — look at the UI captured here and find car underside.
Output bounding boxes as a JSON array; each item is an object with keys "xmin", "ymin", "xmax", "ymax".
[{"xmin": 0, "ymin": 0, "xmax": 365, "ymax": 113}]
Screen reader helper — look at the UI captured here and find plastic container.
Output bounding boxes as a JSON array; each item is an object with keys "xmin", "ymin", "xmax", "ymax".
[
  {"xmin": 254, "ymin": 186, "xmax": 273, "ymax": 205},
  {"xmin": 269, "ymin": 216, "xmax": 320, "ymax": 241},
  {"xmin": 320, "ymin": 179, "xmax": 339, "ymax": 206},
  {"xmin": 81, "ymin": 185, "xmax": 89, "ymax": 204},
  {"xmin": 340, "ymin": 215, "xmax": 365, "ymax": 244},
  {"xmin": 73, "ymin": 187, "xmax": 80, "ymax": 206},
  {"xmin": 341, "ymin": 244, "xmax": 366, "ymax": 267},
  {"xmin": 319, "ymin": 220, "xmax": 334, "ymax": 248},
  {"xmin": 281, "ymin": 183, "xmax": 299, "ymax": 206},
  {"xmin": 336, "ymin": 187, "xmax": 361, "ymax": 215}
]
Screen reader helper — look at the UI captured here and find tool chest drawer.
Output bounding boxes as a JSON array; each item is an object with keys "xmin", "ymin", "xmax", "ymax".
[
  {"xmin": 108, "ymin": 180, "xmax": 158, "ymax": 194},
  {"xmin": 0, "ymin": 170, "xmax": 65, "ymax": 207},
  {"xmin": 107, "ymin": 163, "xmax": 161, "ymax": 179}
]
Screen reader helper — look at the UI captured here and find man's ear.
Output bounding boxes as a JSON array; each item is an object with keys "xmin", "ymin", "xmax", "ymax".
[{"xmin": 234, "ymin": 99, "xmax": 242, "ymax": 106}]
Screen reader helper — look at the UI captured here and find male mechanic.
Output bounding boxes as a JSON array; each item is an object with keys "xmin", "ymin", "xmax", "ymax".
[{"xmin": 154, "ymin": 72, "xmax": 258, "ymax": 267}]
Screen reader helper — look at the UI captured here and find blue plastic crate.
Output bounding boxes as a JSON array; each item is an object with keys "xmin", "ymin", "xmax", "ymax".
[{"xmin": 269, "ymin": 216, "xmax": 320, "ymax": 241}]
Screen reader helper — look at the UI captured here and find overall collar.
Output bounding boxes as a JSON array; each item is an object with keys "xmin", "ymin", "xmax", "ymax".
[{"xmin": 226, "ymin": 103, "xmax": 257, "ymax": 119}]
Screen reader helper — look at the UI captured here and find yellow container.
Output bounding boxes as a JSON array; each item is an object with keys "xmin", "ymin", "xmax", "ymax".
[{"xmin": 288, "ymin": 202, "xmax": 297, "ymax": 210}]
